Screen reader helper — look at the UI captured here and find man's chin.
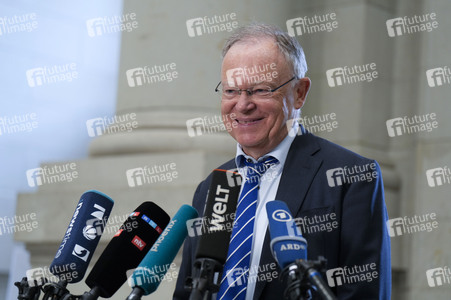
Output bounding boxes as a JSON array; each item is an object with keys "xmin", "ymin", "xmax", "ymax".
[{"xmin": 235, "ymin": 136, "xmax": 264, "ymax": 150}]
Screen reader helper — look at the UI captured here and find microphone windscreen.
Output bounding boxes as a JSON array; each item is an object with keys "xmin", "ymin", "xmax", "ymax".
[
  {"xmin": 128, "ymin": 205, "xmax": 198, "ymax": 295},
  {"xmin": 266, "ymin": 200, "xmax": 307, "ymax": 269},
  {"xmin": 85, "ymin": 201, "xmax": 170, "ymax": 298},
  {"xmin": 49, "ymin": 190, "xmax": 114, "ymax": 283},
  {"xmin": 194, "ymin": 169, "xmax": 241, "ymax": 264}
]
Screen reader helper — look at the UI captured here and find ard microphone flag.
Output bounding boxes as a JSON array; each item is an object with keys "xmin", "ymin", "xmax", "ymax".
[{"xmin": 266, "ymin": 200, "xmax": 307, "ymax": 269}]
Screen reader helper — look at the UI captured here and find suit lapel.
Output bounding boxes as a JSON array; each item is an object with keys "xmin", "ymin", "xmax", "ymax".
[{"xmin": 253, "ymin": 133, "xmax": 323, "ymax": 299}]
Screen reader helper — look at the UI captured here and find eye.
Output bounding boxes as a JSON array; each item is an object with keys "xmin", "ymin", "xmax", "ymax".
[
  {"xmin": 253, "ymin": 87, "xmax": 271, "ymax": 96},
  {"xmin": 223, "ymin": 89, "xmax": 238, "ymax": 96}
]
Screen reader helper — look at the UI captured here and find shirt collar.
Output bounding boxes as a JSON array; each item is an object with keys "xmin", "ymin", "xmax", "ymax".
[{"xmin": 235, "ymin": 121, "xmax": 299, "ymax": 168}]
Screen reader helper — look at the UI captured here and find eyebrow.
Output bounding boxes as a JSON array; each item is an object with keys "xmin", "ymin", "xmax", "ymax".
[{"xmin": 222, "ymin": 81, "xmax": 277, "ymax": 88}]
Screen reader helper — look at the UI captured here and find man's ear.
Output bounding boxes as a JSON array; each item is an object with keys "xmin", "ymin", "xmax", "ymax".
[{"xmin": 294, "ymin": 77, "xmax": 311, "ymax": 109}]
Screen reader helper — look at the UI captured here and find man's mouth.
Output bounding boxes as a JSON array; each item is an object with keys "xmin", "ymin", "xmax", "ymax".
[{"xmin": 234, "ymin": 118, "xmax": 264, "ymax": 125}]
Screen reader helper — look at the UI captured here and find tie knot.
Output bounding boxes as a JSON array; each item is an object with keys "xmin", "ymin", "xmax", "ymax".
[{"xmin": 241, "ymin": 156, "xmax": 279, "ymax": 183}]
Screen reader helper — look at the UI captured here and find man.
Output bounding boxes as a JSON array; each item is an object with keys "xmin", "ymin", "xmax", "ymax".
[{"xmin": 174, "ymin": 23, "xmax": 391, "ymax": 299}]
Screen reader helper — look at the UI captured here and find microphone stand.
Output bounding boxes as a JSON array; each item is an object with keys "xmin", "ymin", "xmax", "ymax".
[
  {"xmin": 281, "ymin": 256, "xmax": 336, "ymax": 300},
  {"xmin": 185, "ymin": 258, "xmax": 223, "ymax": 300},
  {"xmin": 41, "ymin": 280, "xmax": 71, "ymax": 300},
  {"xmin": 15, "ymin": 276, "xmax": 101, "ymax": 300},
  {"xmin": 14, "ymin": 277, "xmax": 42, "ymax": 300}
]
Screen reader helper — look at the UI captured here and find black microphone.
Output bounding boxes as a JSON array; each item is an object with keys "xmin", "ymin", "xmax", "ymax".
[
  {"xmin": 84, "ymin": 202, "xmax": 170, "ymax": 299},
  {"xmin": 186, "ymin": 169, "xmax": 241, "ymax": 300},
  {"xmin": 126, "ymin": 205, "xmax": 199, "ymax": 300}
]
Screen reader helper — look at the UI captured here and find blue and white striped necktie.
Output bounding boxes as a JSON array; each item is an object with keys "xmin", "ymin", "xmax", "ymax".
[{"xmin": 217, "ymin": 156, "xmax": 279, "ymax": 300}]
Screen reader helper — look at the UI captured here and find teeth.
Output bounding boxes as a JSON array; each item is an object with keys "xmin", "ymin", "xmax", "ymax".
[{"xmin": 234, "ymin": 119, "xmax": 260, "ymax": 124}]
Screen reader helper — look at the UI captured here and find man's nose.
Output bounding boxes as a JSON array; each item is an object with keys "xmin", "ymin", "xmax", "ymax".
[{"xmin": 235, "ymin": 90, "xmax": 256, "ymax": 111}]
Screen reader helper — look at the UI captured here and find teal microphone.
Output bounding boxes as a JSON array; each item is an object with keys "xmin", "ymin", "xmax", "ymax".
[{"xmin": 126, "ymin": 205, "xmax": 199, "ymax": 299}]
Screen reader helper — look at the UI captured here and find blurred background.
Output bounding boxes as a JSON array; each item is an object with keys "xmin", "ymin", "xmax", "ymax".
[{"xmin": 0, "ymin": 0, "xmax": 450, "ymax": 299}]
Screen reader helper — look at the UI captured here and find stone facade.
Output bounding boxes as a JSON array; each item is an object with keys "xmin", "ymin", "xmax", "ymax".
[{"xmin": 16, "ymin": 1, "xmax": 451, "ymax": 299}]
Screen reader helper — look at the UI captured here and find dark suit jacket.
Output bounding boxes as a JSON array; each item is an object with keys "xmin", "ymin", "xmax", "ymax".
[{"xmin": 174, "ymin": 132, "xmax": 391, "ymax": 300}]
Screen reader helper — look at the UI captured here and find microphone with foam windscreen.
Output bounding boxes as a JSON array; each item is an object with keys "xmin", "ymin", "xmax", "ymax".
[
  {"xmin": 266, "ymin": 201, "xmax": 336, "ymax": 300},
  {"xmin": 22, "ymin": 190, "xmax": 113, "ymax": 300},
  {"xmin": 83, "ymin": 202, "xmax": 170, "ymax": 299},
  {"xmin": 126, "ymin": 205, "xmax": 199, "ymax": 300},
  {"xmin": 48, "ymin": 190, "xmax": 114, "ymax": 284},
  {"xmin": 187, "ymin": 169, "xmax": 242, "ymax": 300},
  {"xmin": 266, "ymin": 200, "xmax": 307, "ymax": 269}
]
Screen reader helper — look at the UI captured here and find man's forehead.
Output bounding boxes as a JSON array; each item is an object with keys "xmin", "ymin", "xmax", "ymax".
[
  {"xmin": 223, "ymin": 40, "xmax": 281, "ymax": 63},
  {"xmin": 221, "ymin": 41, "xmax": 289, "ymax": 75}
]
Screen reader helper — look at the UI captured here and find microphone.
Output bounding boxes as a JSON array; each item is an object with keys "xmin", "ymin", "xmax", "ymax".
[
  {"xmin": 84, "ymin": 202, "xmax": 170, "ymax": 299},
  {"xmin": 126, "ymin": 205, "xmax": 199, "ymax": 300},
  {"xmin": 48, "ymin": 190, "xmax": 114, "ymax": 283},
  {"xmin": 266, "ymin": 200, "xmax": 307, "ymax": 269},
  {"xmin": 266, "ymin": 201, "xmax": 336, "ymax": 300},
  {"xmin": 19, "ymin": 190, "xmax": 113, "ymax": 300},
  {"xmin": 187, "ymin": 169, "xmax": 241, "ymax": 300}
]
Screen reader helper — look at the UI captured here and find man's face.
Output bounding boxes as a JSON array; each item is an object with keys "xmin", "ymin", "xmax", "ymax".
[{"xmin": 221, "ymin": 38, "xmax": 310, "ymax": 158}]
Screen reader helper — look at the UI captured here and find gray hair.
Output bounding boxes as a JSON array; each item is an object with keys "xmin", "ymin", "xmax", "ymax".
[{"xmin": 222, "ymin": 23, "xmax": 308, "ymax": 78}]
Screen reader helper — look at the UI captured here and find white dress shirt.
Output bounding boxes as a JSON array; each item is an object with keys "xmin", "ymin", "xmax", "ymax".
[{"xmin": 233, "ymin": 123, "xmax": 299, "ymax": 300}]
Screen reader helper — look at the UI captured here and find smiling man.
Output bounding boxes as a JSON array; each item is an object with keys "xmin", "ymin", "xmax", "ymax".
[{"xmin": 174, "ymin": 23, "xmax": 391, "ymax": 300}]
